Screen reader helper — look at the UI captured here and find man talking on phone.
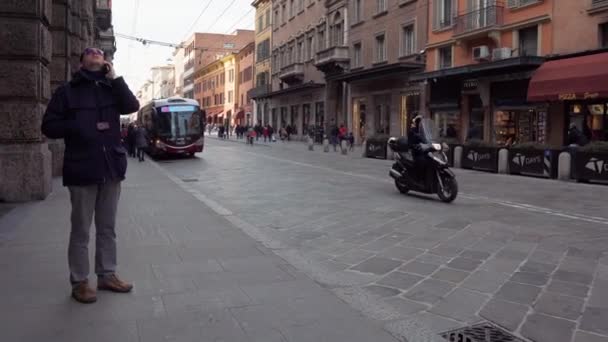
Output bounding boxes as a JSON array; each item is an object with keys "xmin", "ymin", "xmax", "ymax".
[{"xmin": 41, "ymin": 47, "xmax": 140, "ymax": 304}]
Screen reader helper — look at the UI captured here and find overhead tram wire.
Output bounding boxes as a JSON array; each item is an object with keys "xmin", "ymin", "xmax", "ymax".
[
  {"xmin": 202, "ymin": 0, "xmax": 239, "ymax": 33},
  {"xmin": 181, "ymin": 0, "xmax": 215, "ymax": 41},
  {"xmin": 115, "ymin": 33, "xmax": 244, "ymax": 52},
  {"xmin": 224, "ymin": 7, "xmax": 255, "ymax": 34}
]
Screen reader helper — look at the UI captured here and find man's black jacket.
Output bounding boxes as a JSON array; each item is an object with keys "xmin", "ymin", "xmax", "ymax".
[{"xmin": 41, "ymin": 71, "xmax": 140, "ymax": 186}]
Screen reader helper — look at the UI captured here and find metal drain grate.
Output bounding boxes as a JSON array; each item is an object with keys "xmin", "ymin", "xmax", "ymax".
[{"xmin": 440, "ymin": 322, "xmax": 525, "ymax": 342}]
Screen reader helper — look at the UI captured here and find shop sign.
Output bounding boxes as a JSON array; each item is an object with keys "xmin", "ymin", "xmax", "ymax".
[
  {"xmin": 462, "ymin": 146, "xmax": 498, "ymax": 173},
  {"xmin": 573, "ymin": 152, "xmax": 608, "ymax": 182},
  {"xmin": 508, "ymin": 149, "xmax": 557, "ymax": 178},
  {"xmin": 366, "ymin": 141, "xmax": 387, "ymax": 159},
  {"xmin": 462, "ymin": 79, "xmax": 478, "ymax": 92},
  {"xmin": 558, "ymin": 92, "xmax": 601, "ymax": 100}
]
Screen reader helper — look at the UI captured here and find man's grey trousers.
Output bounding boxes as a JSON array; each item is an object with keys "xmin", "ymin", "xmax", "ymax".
[{"xmin": 68, "ymin": 181, "xmax": 121, "ymax": 285}]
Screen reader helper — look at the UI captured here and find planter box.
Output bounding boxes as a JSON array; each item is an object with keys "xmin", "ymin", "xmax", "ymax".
[
  {"xmin": 572, "ymin": 151, "xmax": 608, "ymax": 183},
  {"xmin": 366, "ymin": 140, "xmax": 387, "ymax": 159},
  {"xmin": 462, "ymin": 146, "xmax": 499, "ymax": 173},
  {"xmin": 509, "ymin": 148, "xmax": 559, "ymax": 179}
]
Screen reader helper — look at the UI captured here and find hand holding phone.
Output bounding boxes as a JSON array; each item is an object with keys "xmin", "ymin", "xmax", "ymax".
[{"xmin": 103, "ymin": 62, "xmax": 116, "ymax": 80}]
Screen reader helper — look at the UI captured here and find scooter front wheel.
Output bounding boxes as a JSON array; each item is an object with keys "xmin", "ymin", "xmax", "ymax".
[
  {"xmin": 395, "ymin": 180, "xmax": 410, "ymax": 194},
  {"xmin": 437, "ymin": 175, "xmax": 458, "ymax": 203}
]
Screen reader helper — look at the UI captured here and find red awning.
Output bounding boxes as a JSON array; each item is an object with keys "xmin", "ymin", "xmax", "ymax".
[
  {"xmin": 235, "ymin": 111, "xmax": 245, "ymax": 120},
  {"xmin": 528, "ymin": 52, "xmax": 608, "ymax": 102}
]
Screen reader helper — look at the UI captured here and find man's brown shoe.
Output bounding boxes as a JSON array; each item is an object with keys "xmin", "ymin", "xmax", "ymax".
[
  {"xmin": 98, "ymin": 274, "xmax": 133, "ymax": 293},
  {"xmin": 72, "ymin": 281, "xmax": 97, "ymax": 304}
]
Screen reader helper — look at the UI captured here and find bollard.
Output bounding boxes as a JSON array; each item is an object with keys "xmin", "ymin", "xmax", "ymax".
[
  {"xmin": 454, "ymin": 146, "xmax": 463, "ymax": 168},
  {"xmin": 498, "ymin": 148, "xmax": 509, "ymax": 174},
  {"xmin": 341, "ymin": 140, "xmax": 348, "ymax": 155},
  {"xmin": 323, "ymin": 138, "xmax": 330, "ymax": 152},
  {"xmin": 361, "ymin": 141, "xmax": 367, "ymax": 158},
  {"xmin": 308, "ymin": 137, "xmax": 314, "ymax": 151},
  {"xmin": 558, "ymin": 151, "xmax": 572, "ymax": 181}
]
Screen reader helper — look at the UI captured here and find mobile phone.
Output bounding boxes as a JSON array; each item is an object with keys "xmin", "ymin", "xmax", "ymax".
[{"xmin": 102, "ymin": 64, "xmax": 110, "ymax": 74}]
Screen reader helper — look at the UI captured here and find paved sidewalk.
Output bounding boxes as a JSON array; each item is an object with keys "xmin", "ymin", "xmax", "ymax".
[{"xmin": 0, "ymin": 160, "xmax": 398, "ymax": 342}]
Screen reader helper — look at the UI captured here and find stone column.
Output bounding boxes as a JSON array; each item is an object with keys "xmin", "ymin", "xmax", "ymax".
[{"xmin": 0, "ymin": 0, "xmax": 53, "ymax": 201}]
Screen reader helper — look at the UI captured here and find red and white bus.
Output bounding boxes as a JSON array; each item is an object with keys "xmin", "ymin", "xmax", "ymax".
[{"xmin": 138, "ymin": 97, "xmax": 205, "ymax": 157}]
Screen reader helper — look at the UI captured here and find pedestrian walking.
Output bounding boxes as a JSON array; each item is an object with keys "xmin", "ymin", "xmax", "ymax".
[
  {"xmin": 330, "ymin": 122, "xmax": 339, "ymax": 152},
  {"xmin": 135, "ymin": 125, "xmax": 148, "ymax": 162},
  {"xmin": 268, "ymin": 124, "xmax": 275, "ymax": 142},
  {"xmin": 347, "ymin": 132, "xmax": 355, "ymax": 151},
  {"xmin": 41, "ymin": 47, "xmax": 139, "ymax": 304},
  {"xmin": 127, "ymin": 124, "xmax": 136, "ymax": 157},
  {"xmin": 263, "ymin": 125, "xmax": 269, "ymax": 142}
]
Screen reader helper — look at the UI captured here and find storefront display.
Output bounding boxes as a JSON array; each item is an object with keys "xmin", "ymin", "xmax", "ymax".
[
  {"xmin": 494, "ymin": 109, "xmax": 545, "ymax": 146},
  {"xmin": 569, "ymin": 103, "xmax": 608, "ymax": 143},
  {"xmin": 374, "ymin": 94, "xmax": 391, "ymax": 134}
]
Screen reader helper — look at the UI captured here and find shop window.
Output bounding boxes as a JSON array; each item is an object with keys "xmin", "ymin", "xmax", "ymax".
[
  {"xmin": 494, "ymin": 110, "xmax": 545, "ymax": 146},
  {"xmin": 434, "ymin": 112, "xmax": 460, "ymax": 141},
  {"xmin": 519, "ymin": 26, "xmax": 538, "ymax": 56},
  {"xmin": 569, "ymin": 104, "xmax": 608, "ymax": 143},
  {"xmin": 280, "ymin": 107, "xmax": 288, "ymax": 126},
  {"xmin": 467, "ymin": 95, "xmax": 484, "ymax": 141},
  {"xmin": 601, "ymin": 23, "xmax": 608, "ymax": 49},
  {"xmin": 303, "ymin": 104, "xmax": 311, "ymax": 135},
  {"xmin": 439, "ymin": 46, "xmax": 452, "ymax": 69},
  {"xmin": 374, "ymin": 94, "xmax": 391, "ymax": 134},
  {"xmin": 315, "ymin": 102, "xmax": 325, "ymax": 127},
  {"xmin": 400, "ymin": 93, "xmax": 420, "ymax": 136},
  {"xmin": 290, "ymin": 105, "xmax": 299, "ymax": 130}
]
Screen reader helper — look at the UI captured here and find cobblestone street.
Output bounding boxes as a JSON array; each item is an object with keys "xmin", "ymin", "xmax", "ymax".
[
  {"xmin": 1, "ymin": 138, "xmax": 608, "ymax": 342},
  {"xmin": 159, "ymin": 138, "xmax": 608, "ymax": 342}
]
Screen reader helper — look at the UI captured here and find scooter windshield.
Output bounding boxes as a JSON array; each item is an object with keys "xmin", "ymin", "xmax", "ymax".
[{"xmin": 419, "ymin": 118, "xmax": 437, "ymax": 144}]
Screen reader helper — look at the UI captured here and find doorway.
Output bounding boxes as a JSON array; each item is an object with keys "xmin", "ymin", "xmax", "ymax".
[{"xmin": 353, "ymin": 98, "xmax": 367, "ymax": 144}]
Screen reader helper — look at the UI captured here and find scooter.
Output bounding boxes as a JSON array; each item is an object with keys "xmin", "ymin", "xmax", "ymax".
[{"xmin": 387, "ymin": 133, "xmax": 458, "ymax": 203}]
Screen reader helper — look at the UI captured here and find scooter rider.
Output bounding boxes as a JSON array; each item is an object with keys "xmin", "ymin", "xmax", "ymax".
[{"xmin": 408, "ymin": 115, "xmax": 429, "ymax": 183}]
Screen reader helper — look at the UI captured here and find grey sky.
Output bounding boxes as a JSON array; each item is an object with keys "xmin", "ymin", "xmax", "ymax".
[{"xmin": 112, "ymin": 0, "xmax": 255, "ymax": 94}]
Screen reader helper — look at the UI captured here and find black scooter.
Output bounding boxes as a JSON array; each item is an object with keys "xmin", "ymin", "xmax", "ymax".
[{"xmin": 388, "ymin": 137, "xmax": 458, "ymax": 203}]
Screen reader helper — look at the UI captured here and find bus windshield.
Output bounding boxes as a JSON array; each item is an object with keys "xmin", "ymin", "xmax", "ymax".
[{"xmin": 156, "ymin": 105, "xmax": 201, "ymax": 137}]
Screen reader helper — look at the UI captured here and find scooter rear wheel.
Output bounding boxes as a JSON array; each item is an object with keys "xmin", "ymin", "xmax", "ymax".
[
  {"xmin": 437, "ymin": 175, "xmax": 458, "ymax": 203},
  {"xmin": 395, "ymin": 180, "xmax": 410, "ymax": 194}
]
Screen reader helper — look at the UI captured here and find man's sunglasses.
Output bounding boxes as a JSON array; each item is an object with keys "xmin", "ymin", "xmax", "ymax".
[{"xmin": 83, "ymin": 48, "xmax": 104, "ymax": 56}]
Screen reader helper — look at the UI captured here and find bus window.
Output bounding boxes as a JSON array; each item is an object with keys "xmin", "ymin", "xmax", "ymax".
[{"xmin": 156, "ymin": 105, "xmax": 201, "ymax": 137}]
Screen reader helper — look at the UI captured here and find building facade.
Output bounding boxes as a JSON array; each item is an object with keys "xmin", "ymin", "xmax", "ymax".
[
  {"xmin": 0, "ymin": 0, "xmax": 116, "ymax": 201},
  {"xmin": 197, "ymin": 56, "xmax": 227, "ymax": 125},
  {"xmin": 236, "ymin": 42, "xmax": 255, "ymax": 125},
  {"xmin": 250, "ymin": 0, "xmax": 274, "ymax": 126},
  {"xmin": 260, "ymin": 0, "xmax": 329, "ymax": 139},
  {"xmin": 183, "ymin": 30, "xmax": 254, "ymax": 99},
  {"xmin": 151, "ymin": 65, "xmax": 175, "ymax": 99},
  {"xmin": 316, "ymin": 0, "xmax": 429, "ymax": 144}
]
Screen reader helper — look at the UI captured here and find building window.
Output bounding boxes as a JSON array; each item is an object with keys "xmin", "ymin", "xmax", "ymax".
[
  {"xmin": 375, "ymin": 33, "xmax": 386, "ymax": 63},
  {"xmin": 290, "ymin": 0, "xmax": 295, "ymax": 18},
  {"xmin": 265, "ymin": 9, "xmax": 271, "ymax": 27},
  {"xmin": 257, "ymin": 16, "xmax": 263, "ymax": 32},
  {"xmin": 299, "ymin": 0, "xmax": 304, "ymax": 12},
  {"xmin": 353, "ymin": 43, "xmax": 362, "ymax": 67},
  {"xmin": 400, "ymin": 24, "xmax": 415, "ymax": 57},
  {"xmin": 333, "ymin": 13, "xmax": 344, "ymax": 46},
  {"xmin": 434, "ymin": 0, "xmax": 453, "ymax": 30},
  {"xmin": 257, "ymin": 39, "xmax": 270, "ymax": 61},
  {"xmin": 228, "ymin": 90, "xmax": 234, "ymax": 103},
  {"xmin": 307, "ymin": 35, "xmax": 314, "ymax": 60},
  {"xmin": 274, "ymin": 9, "xmax": 279, "ymax": 27},
  {"xmin": 438, "ymin": 45, "xmax": 452, "ymax": 69},
  {"xmin": 376, "ymin": 0, "xmax": 387, "ymax": 13},
  {"xmin": 229, "ymin": 69, "xmax": 235, "ymax": 83},
  {"xmin": 353, "ymin": 0, "xmax": 362, "ymax": 23},
  {"xmin": 297, "ymin": 41, "xmax": 304, "ymax": 62},
  {"xmin": 282, "ymin": 4, "xmax": 286, "ymax": 23},
  {"xmin": 600, "ymin": 23, "xmax": 608, "ymax": 48},
  {"xmin": 317, "ymin": 28, "xmax": 325, "ymax": 51},
  {"xmin": 519, "ymin": 25, "xmax": 538, "ymax": 56}
]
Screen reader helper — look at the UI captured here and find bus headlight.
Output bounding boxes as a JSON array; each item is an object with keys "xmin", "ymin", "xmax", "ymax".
[
  {"xmin": 194, "ymin": 137, "xmax": 204, "ymax": 146},
  {"xmin": 156, "ymin": 139, "xmax": 166, "ymax": 149}
]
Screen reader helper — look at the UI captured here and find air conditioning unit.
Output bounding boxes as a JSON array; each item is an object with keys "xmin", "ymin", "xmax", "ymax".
[
  {"xmin": 473, "ymin": 46, "xmax": 490, "ymax": 61},
  {"xmin": 492, "ymin": 47, "xmax": 512, "ymax": 60}
]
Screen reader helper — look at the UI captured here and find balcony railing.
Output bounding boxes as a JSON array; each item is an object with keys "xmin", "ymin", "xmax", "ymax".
[
  {"xmin": 279, "ymin": 62, "xmax": 304, "ymax": 82},
  {"xmin": 315, "ymin": 46, "xmax": 350, "ymax": 73},
  {"xmin": 248, "ymin": 84, "xmax": 272, "ymax": 99},
  {"xmin": 454, "ymin": 5, "xmax": 504, "ymax": 37},
  {"xmin": 95, "ymin": 0, "xmax": 112, "ymax": 31}
]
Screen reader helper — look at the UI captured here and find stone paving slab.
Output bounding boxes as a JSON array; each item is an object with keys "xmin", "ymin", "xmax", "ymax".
[{"xmin": 0, "ymin": 160, "xmax": 398, "ymax": 342}]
